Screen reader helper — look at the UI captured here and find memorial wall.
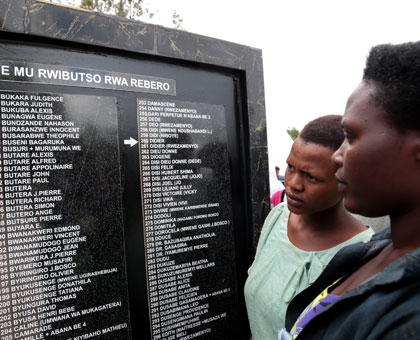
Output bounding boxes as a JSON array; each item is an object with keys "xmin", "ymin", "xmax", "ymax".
[{"xmin": 0, "ymin": 1, "xmax": 269, "ymax": 339}]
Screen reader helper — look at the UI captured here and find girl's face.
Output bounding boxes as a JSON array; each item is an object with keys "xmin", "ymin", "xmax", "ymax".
[
  {"xmin": 285, "ymin": 138, "xmax": 342, "ymax": 216},
  {"xmin": 332, "ymin": 81, "xmax": 419, "ymax": 217}
]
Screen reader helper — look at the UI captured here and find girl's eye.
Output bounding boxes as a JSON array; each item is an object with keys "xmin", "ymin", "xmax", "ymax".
[
  {"xmin": 344, "ymin": 132, "xmax": 354, "ymax": 141},
  {"xmin": 306, "ymin": 173, "xmax": 318, "ymax": 182}
]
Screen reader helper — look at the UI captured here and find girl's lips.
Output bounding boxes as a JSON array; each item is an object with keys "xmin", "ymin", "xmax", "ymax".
[
  {"xmin": 337, "ymin": 182, "xmax": 347, "ymax": 192},
  {"xmin": 286, "ymin": 193, "xmax": 304, "ymax": 207},
  {"xmin": 335, "ymin": 175, "xmax": 348, "ymax": 192},
  {"xmin": 335, "ymin": 173, "xmax": 347, "ymax": 184}
]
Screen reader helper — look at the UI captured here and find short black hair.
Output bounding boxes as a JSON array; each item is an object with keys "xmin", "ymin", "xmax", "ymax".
[
  {"xmin": 363, "ymin": 41, "xmax": 420, "ymax": 130},
  {"xmin": 298, "ymin": 115, "xmax": 344, "ymax": 151}
]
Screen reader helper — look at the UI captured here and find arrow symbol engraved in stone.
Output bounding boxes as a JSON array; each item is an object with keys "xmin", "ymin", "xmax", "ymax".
[{"xmin": 124, "ymin": 137, "xmax": 138, "ymax": 147}]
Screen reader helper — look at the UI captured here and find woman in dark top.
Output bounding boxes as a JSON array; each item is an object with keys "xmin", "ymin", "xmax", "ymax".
[{"xmin": 283, "ymin": 41, "xmax": 420, "ymax": 340}]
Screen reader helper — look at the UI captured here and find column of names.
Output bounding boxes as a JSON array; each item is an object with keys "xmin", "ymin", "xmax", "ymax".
[
  {"xmin": 0, "ymin": 91, "xmax": 130, "ymax": 339},
  {"xmin": 0, "ymin": 92, "xmax": 86, "ymax": 339},
  {"xmin": 138, "ymin": 99, "xmax": 237, "ymax": 340}
]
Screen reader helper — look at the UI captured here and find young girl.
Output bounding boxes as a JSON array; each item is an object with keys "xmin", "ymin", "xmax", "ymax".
[
  {"xmin": 244, "ymin": 115, "xmax": 374, "ymax": 340},
  {"xmin": 285, "ymin": 41, "xmax": 420, "ymax": 340}
]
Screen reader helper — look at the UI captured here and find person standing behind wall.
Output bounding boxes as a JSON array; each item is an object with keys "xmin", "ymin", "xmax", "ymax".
[
  {"xmin": 271, "ymin": 187, "xmax": 286, "ymax": 208},
  {"xmin": 270, "ymin": 166, "xmax": 285, "ymax": 198},
  {"xmin": 244, "ymin": 115, "xmax": 375, "ymax": 340},
  {"xmin": 271, "ymin": 166, "xmax": 286, "ymax": 208},
  {"xmin": 276, "ymin": 165, "xmax": 285, "ymax": 185}
]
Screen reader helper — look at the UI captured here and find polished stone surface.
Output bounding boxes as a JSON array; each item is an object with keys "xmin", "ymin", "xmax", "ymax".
[{"xmin": 0, "ymin": 1, "xmax": 269, "ymax": 338}]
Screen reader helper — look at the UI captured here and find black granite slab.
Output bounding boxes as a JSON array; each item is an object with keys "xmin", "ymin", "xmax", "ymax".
[{"xmin": 0, "ymin": 1, "xmax": 269, "ymax": 338}]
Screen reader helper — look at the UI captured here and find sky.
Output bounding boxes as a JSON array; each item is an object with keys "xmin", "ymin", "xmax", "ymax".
[{"xmin": 56, "ymin": 0, "xmax": 420, "ymax": 174}]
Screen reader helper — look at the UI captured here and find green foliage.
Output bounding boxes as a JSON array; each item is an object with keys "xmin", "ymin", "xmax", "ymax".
[
  {"xmin": 48, "ymin": 0, "xmax": 183, "ymax": 28},
  {"xmin": 80, "ymin": 0, "xmax": 153, "ymax": 20},
  {"xmin": 286, "ymin": 127, "xmax": 300, "ymax": 141},
  {"xmin": 172, "ymin": 10, "xmax": 183, "ymax": 30}
]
